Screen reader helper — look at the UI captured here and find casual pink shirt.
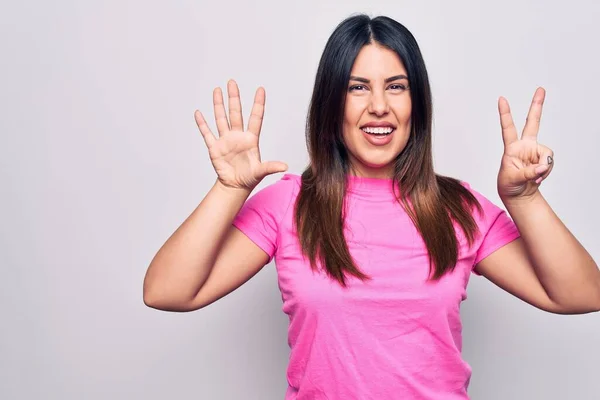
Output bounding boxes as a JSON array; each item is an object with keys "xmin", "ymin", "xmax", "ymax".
[{"xmin": 232, "ymin": 173, "xmax": 520, "ymax": 399}]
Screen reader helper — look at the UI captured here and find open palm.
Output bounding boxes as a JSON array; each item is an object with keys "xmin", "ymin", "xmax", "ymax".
[
  {"xmin": 497, "ymin": 87, "xmax": 555, "ymax": 199},
  {"xmin": 194, "ymin": 80, "xmax": 288, "ymax": 190}
]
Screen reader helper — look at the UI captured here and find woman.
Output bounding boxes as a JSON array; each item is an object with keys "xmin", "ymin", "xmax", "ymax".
[{"xmin": 143, "ymin": 14, "xmax": 600, "ymax": 399}]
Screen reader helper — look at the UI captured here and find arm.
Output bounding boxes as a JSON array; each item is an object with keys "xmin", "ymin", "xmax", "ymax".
[
  {"xmin": 502, "ymin": 192, "xmax": 599, "ymax": 312},
  {"xmin": 143, "ymin": 181, "xmax": 269, "ymax": 312},
  {"xmin": 143, "ymin": 80, "xmax": 287, "ymax": 312},
  {"xmin": 476, "ymin": 207, "xmax": 600, "ymax": 315},
  {"xmin": 475, "ymin": 87, "xmax": 600, "ymax": 314}
]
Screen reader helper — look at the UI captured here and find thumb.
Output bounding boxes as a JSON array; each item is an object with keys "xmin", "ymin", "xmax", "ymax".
[
  {"xmin": 259, "ymin": 161, "xmax": 288, "ymax": 177},
  {"xmin": 523, "ymin": 163, "xmax": 549, "ymax": 182}
]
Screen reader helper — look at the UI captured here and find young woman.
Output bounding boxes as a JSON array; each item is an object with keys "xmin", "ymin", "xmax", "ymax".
[{"xmin": 143, "ymin": 14, "xmax": 600, "ymax": 399}]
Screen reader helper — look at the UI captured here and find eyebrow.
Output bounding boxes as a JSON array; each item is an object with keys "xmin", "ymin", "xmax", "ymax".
[{"xmin": 349, "ymin": 74, "xmax": 408, "ymax": 83}]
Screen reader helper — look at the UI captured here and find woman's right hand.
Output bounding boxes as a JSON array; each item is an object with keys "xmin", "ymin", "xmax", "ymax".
[{"xmin": 194, "ymin": 80, "xmax": 288, "ymax": 191}]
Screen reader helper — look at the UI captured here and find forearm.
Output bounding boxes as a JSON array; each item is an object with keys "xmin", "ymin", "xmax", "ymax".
[
  {"xmin": 143, "ymin": 180, "xmax": 251, "ymax": 306},
  {"xmin": 502, "ymin": 191, "xmax": 600, "ymax": 309}
]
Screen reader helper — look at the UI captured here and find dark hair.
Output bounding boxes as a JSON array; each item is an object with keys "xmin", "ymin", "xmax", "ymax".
[{"xmin": 294, "ymin": 14, "xmax": 483, "ymax": 286}]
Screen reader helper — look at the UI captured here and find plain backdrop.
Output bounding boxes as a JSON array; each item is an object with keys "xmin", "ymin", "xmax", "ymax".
[{"xmin": 1, "ymin": 0, "xmax": 599, "ymax": 399}]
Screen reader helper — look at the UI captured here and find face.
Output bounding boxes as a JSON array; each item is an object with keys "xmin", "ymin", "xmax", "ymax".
[{"xmin": 342, "ymin": 43, "xmax": 412, "ymax": 179}]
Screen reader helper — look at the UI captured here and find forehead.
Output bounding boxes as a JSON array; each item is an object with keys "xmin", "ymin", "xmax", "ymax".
[{"xmin": 350, "ymin": 43, "xmax": 407, "ymax": 76}]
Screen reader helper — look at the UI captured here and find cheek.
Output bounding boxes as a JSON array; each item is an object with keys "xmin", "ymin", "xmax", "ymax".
[
  {"xmin": 344, "ymin": 98, "xmax": 366, "ymax": 125},
  {"xmin": 390, "ymin": 99, "xmax": 411, "ymax": 120},
  {"xmin": 396, "ymin": 99, "xmax": 412, "ymax": 124},
  {"xmin": 343, "ymin": 107, "xmax": 362, "ymax": 143}
]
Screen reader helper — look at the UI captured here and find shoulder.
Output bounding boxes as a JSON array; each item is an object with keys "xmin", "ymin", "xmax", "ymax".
[
  {"xmin": 240, "ymin": 173, "xmax": 301, "ymax": 216},
  {"xmin": 270, "ymin": 173, "xmax": 302, "ymax": 192},
  {"xmin": 457, "ymin": 180, "xmax": 496, "ymax": 208},
  {"xmin": 456, "ymin": 179, "xmax": 511, "ymax": 226},
  {"xmin": 437, "ymin": 175, "xmax": 490, "ymax": 213},
  {"xmin": 250, "ymin": 173, "xmax": 301, "ymax": 201}
]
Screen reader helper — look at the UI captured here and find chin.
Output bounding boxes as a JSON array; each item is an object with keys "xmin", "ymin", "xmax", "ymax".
[
  {"xmin": 361, "ymin": 151, "xmax": 399, "ymax": 168},
  {"xmin": 352, "ymin": 155, "xmax": 397, "ymax": 176},
  {"xmin": 362, "ymin": 160, "xmax": 393, "ymax": 169}
]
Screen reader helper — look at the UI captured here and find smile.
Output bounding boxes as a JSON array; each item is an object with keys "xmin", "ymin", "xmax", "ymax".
[
  {"xmin": 360, "ymin": 127, "xmax": 395, "ymax": 146},
  {"xmin": 361, "ymin": 127, "xmax": 394, "ymax": 135}
]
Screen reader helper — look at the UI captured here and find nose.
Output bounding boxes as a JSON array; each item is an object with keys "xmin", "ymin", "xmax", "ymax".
[{"xmin": 368, "ymin": 91, "xmax": 389, "ymax": 116}]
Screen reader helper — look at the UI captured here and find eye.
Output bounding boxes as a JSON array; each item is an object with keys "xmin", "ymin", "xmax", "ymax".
[
  {"xmin": 388, "ymin": 84, "xmax": 407, "ymax": 91},
  {"xmin": 348, "ymin": 85, "xmax": 367, "ymax": 92}
]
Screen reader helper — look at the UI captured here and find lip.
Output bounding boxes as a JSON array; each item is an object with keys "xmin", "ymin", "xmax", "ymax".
[
  {"xmin": 361, "ymin": 127, "xmax": 394, "ymax": 146},
  {"xmin": 360, "ymin": 122, "xmax": 397, "ymax": 129}
]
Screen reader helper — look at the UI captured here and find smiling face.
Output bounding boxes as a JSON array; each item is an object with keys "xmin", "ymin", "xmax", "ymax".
[{"xmin": 342, "ymin": 43, "xmax": 412, "ymax": 179}]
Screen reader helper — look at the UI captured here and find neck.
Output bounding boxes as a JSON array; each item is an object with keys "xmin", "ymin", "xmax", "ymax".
[{"xmin": 348, "ymin": 164, "xmax": 395, "ymax": 180}]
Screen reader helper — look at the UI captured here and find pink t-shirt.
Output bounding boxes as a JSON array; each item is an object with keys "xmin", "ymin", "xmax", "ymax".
[{"xmin": 232, "ymin": 173, "xmax": 520, "ymax": 399}]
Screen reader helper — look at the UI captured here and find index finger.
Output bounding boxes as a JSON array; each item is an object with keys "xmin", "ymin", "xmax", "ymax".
[
  {"xmin": 522, "ymin": 87, "xmax": 545, "ymax": 140},
  {"xmin": 247, "ymin": 87, "xmax": 266, "ymax": 136},
  {"xmin": 498, "ymin": 96, "xmax": 518, "ymax": 148},
  {"xmin": 194, "ymin": 110, "xmax": 217, "ymax": 148}
]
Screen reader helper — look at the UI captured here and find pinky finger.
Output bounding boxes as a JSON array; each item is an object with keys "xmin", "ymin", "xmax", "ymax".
[
  {"xmin": 533, "ymin": 163, "xmax": 553, "ymax": 185},
  {"xmin": 536, "ymin": 149, "xmax": 555, "ymax": 184},
  {"xmin": 194, "ymin": 110, "xmax": 217, "ymax": 148},
  {"xmin": 535, "ymin": 168, "xmax": 552, "ymax": 185}
]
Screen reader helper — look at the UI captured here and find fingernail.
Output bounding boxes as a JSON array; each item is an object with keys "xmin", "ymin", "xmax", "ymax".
[{"xmin": 547, "ymin": 155, "xmax": 553, "ymax": 165}]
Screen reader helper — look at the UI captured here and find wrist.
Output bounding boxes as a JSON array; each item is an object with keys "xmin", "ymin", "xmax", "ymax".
[
  {"xmin": 213, "ymin": 179, "xmax": 253, "ymax": 197},
  {"xmin": 500, "ymin": 190, "xmax": 544, "ymax": 209}
]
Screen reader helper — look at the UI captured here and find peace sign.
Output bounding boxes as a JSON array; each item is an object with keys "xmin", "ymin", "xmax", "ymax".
[{"xmin": 497, "ymin": 87, "xmax": 555, "ymax": 200}]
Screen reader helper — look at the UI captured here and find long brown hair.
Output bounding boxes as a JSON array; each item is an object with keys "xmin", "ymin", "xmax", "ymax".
[{"xmin": 294, "ymin": 14, "xmax": 483, "ymax": 286}]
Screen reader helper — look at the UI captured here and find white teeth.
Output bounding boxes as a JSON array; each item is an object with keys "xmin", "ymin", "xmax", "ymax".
[{"xmin": 362, "ymin": 127, "xmax": 393, "ymax": 135}]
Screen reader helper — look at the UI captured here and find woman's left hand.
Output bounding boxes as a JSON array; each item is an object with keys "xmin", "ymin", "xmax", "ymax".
[{"xmin": 496, "ymin": 87, "xmax": 555, "ymax": 200}]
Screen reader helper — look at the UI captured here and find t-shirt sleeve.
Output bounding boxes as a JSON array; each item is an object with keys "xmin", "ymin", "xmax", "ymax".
[
  {"xmin": 462, "ymin": 182, "xmax": 521, "ymax": 272},
  {"xmin": 232, "ymin": 175, "xmax": 297, "ymax": 264}
]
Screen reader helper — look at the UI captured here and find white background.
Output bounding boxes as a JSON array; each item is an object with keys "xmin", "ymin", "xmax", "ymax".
[{"xmin": 1, "ymin": 0, "xmax": 599, "ymax": 399}]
